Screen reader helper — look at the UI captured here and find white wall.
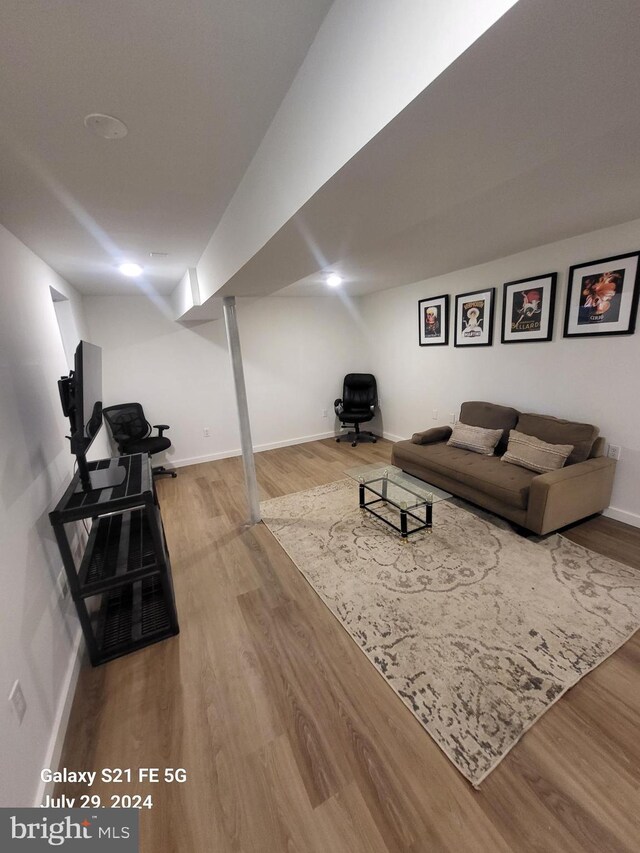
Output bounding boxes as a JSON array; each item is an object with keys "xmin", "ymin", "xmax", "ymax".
[
  {"xmin": 84, "ymin": 293, "xmax": 369, "ymax": 467},
  {"xmin": 196, "ymin": 0, "xmax": 518, "ymax": 301},
  {"xmin": 361, "ymin": 218, "xmax": 640, "ymax": 526},
  {"xmin": 87, "ymin": 217, "xmax": 640, "ymax": 528},
  {"xmin": 0, "ymin": 223, "xmax": 94, "ymax": 806}
]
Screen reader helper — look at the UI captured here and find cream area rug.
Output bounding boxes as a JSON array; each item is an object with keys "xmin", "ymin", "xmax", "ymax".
[{"xmin": 260, "ymin": 479, "xmax": 640, "ymax": 786}]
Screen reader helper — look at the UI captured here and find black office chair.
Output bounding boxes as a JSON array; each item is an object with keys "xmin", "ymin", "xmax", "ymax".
[
  {"xmin": 334, "ymin": 373, "xmax": 378, "ymax": 447},
  {"xmin": 103, "ymin": 403, "xmax": 177, "ymax": 478}
]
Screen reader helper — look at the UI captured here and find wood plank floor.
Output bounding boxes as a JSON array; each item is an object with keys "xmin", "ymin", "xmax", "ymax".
[{"xmin": 56, "ymin": 439, "xmax": 640, "ymax": 852}]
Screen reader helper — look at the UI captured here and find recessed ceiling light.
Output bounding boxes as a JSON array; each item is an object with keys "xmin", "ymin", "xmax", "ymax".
[
  {"xmin": 84, "ymin": 113, "xmax": 128, "ymax": 139},
  {"xmin": 326, "ymin": 273, "xmax": 343, "ymax": 287},
  {"xmin": 118, "ymin": 262, "xmax": 143, "ymax": 278},
  {"xmin": 149, "ymin": 252, "xmax": 168, "ymax": 258}
]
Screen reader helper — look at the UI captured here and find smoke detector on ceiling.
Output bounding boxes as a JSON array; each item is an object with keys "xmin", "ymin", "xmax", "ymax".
[{"xmin": 84, "ymin": 113, "xmax": 128, "ymax": 139}]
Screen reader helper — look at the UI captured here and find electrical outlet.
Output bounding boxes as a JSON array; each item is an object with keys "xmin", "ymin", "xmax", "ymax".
[
  {"xmin": 9, "ymin": 680, "xmax": 27, "ymax": 725},
  {"xmin": 432, "ymin": 409, "xmax": 438, "ymax": 421},
  {"xmin": 449, "ymin": 412, "xmax": 456, "ymax": 424},
  {"xmin": 56, "ymin": 570, "xmax": 69, "ymax": 601},
  {"xmin": 322, "ymin": 409, "xmax": 328, "ymax": 418},
  {"xmin": 607, "ymin": 444, "xmax": 621, "ymax": 460},
  {"xmin": 203, "ymin": 427, "xmax": 211, "ymax": 438}
]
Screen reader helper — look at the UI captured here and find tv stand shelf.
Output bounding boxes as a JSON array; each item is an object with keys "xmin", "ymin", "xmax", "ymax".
[
  {"xmin": 78, "ymin": 507, "xmax": 162, "ymax": 594},
  {"xmin": 93, "ymin": 576, "xmax": 174, "ymax": 663},
  {"xmin": 49, "ymin": 454, "xmax": 179, "ymax": 666}
]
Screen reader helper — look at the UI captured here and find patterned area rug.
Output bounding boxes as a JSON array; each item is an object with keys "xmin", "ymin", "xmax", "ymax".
[{"xmin": 260, "ymin": 479, "xmax": 640, "ymax": 786}]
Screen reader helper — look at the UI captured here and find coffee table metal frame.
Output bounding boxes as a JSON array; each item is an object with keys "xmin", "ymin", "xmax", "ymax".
[{"xmin": 358, "ymin": 470, "xmax": 439, "ymax": 539}]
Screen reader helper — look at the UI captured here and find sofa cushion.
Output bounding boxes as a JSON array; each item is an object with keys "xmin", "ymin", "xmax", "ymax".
[
  {"xmin": 411, "ymin": 425, "xmax": 452, "ymax": 445},
  {"xmin": 447, "ymin": 422, "xmax": 502, "ymax": 455},
  {"xmin": 393, "ymin": 440, "xmax": 535, "ymax": 509},
  {"xmin": 516, "ymin": 412, "xmax": 599, "ymax": 465},
  {"xmin": 459, "ymin": 401, "xmax": 520, "ymax": 452},
  {"xmin": 502, "ymin": 430, "xmax": 573, "ymax": 473}
]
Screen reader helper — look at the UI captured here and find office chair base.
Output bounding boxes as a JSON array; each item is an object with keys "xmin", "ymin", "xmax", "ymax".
[
  {"xmin": 152, "ymin": 465, "xmax": 178, "ymax": 478},
  {"xmin": 336, "ymin": 431, "xmax": 377, "ymax": 447}
]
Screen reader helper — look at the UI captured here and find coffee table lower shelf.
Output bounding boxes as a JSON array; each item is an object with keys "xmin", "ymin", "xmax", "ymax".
[{"xmin": 359, "ymin": 481, "xmax": 432, "ymax": 538}]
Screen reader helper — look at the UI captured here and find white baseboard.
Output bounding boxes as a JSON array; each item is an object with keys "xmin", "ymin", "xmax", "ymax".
[
  {"xmin": 603, "ymin": 506, "xmax": 640, "ymax": 529},
  {"xmin": 253, "ymin": 430, "xmax": 336, "ymax": 453},
  {"xmin": 382, "ymin": 431, "xmax": 408, "ymax": 443},
  {"xmin": 170, "ymin": 430, "xmax": 337, "ymax": 468},
  {"xmin": 34, "ymin": 630, "xmax": 84, "ymax": 806}
]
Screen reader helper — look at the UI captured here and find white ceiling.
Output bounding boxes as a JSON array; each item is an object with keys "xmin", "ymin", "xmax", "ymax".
[
  {"xmin": 3, "ymin": 1, "xmax": 640, "ymax": 305},
  {"xmin": 0, "ymin": 0, "xmax": 333, "ymax": 294},
  {"xmin": 216, "ymin": 0, "xmax": 640, "ymax": 299}
]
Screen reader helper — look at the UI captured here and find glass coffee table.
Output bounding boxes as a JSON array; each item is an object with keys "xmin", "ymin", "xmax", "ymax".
[{"xmin": 346, "ymin": 465, "xmax": 452, "ymax": 539}]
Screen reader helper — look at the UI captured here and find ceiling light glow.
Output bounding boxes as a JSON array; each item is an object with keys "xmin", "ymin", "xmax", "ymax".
[
  {"xmin": 118, "ymin": 262, "xmax": 143, "ymax": 278},
  {"xmin": 326, "ymin": 273, "xmax": 343, "ymax": 287}
]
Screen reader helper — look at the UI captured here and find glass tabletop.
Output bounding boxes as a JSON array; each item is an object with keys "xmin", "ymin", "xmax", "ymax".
[{"xmin": 345, "ymin": 464, "xmax": 452, "ymax": 509}]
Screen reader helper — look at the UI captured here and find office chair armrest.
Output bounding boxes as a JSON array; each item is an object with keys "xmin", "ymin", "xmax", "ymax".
[
  {"xmin": 154, "ymin": 424, "xmax": 170, "ymax": 436},
  {"xmin": 334, "ymin": 399, "xmax": 343, "ymax": 415}
]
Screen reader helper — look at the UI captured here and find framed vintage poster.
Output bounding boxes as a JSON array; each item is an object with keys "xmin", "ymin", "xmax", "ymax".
[
  {"xmin": 563, "ymin": 251, "xmax": 640, "ymax": 338},
  {"xmin": 418, "ymin": 294, "xmax": 449, "ymax": 346},
  {"xmin": 501, "ymin": 273, "xmax": 557, "ymax": 344},
  {"xmin": 454, "ymin": 288, "xmax": 495, "ymax": 347}
]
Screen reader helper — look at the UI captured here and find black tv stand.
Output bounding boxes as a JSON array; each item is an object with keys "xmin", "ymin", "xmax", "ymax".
[{"xmin": 49, "ymin": 454, "xmax": 179, "ymax": 666}]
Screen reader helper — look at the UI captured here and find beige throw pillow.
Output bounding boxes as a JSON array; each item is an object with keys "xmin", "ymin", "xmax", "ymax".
[
  {"xmin": 446, "ymin": 422, "xmax": 502, "ymax": 455},
  {"xmin": 502, "ymin": 430, "xmax": 573, "ymax": 473}
]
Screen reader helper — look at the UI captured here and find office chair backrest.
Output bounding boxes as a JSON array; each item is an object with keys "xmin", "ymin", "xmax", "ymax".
[
  {"xmin": 103, "ymin": 403, "xmax": 151, "ymax": 446},
  {"xmin": 343, "ymin": 373, "xmax": 377, "ymax": 410}
]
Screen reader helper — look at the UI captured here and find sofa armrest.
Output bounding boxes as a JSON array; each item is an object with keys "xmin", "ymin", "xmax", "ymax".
[
  {"xmin": 526, "ymin": 457, "xmax": 616, "ymax": 535},
  {"xmin": 411, "ymin": 425, "xmax": 452, "ymax": 445}
]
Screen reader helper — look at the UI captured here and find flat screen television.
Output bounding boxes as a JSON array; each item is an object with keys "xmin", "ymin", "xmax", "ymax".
[{"xmin": 58, "ymin": 341, "xmax": 125, "ymax": 492}]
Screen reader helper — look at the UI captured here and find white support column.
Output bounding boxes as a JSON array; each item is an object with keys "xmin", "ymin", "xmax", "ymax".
[{"xmin": 223, "ymin": 296, "xmax": 261, "ymax": 524}]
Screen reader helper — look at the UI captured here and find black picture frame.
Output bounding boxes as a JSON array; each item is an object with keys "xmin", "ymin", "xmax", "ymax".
[
  {"xmin": 418, "ymin": 294, "xmax": 449, "ymax": 346},
  {"xmin": 454, "ymin": 288, "xmax": 495, "ymax": 347},
  {"xmin": 563, "ymin": 250, "xmax": 640, "ymax": 338},
  {"xmin": 501, "ymin": 273, "xmax": 557, "ymax": 344}
]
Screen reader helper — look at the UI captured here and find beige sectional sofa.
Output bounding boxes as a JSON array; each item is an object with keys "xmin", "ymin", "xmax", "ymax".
[{"xmin": 391, "ymin": 401, "xmax": 616, "ymax": 535}]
